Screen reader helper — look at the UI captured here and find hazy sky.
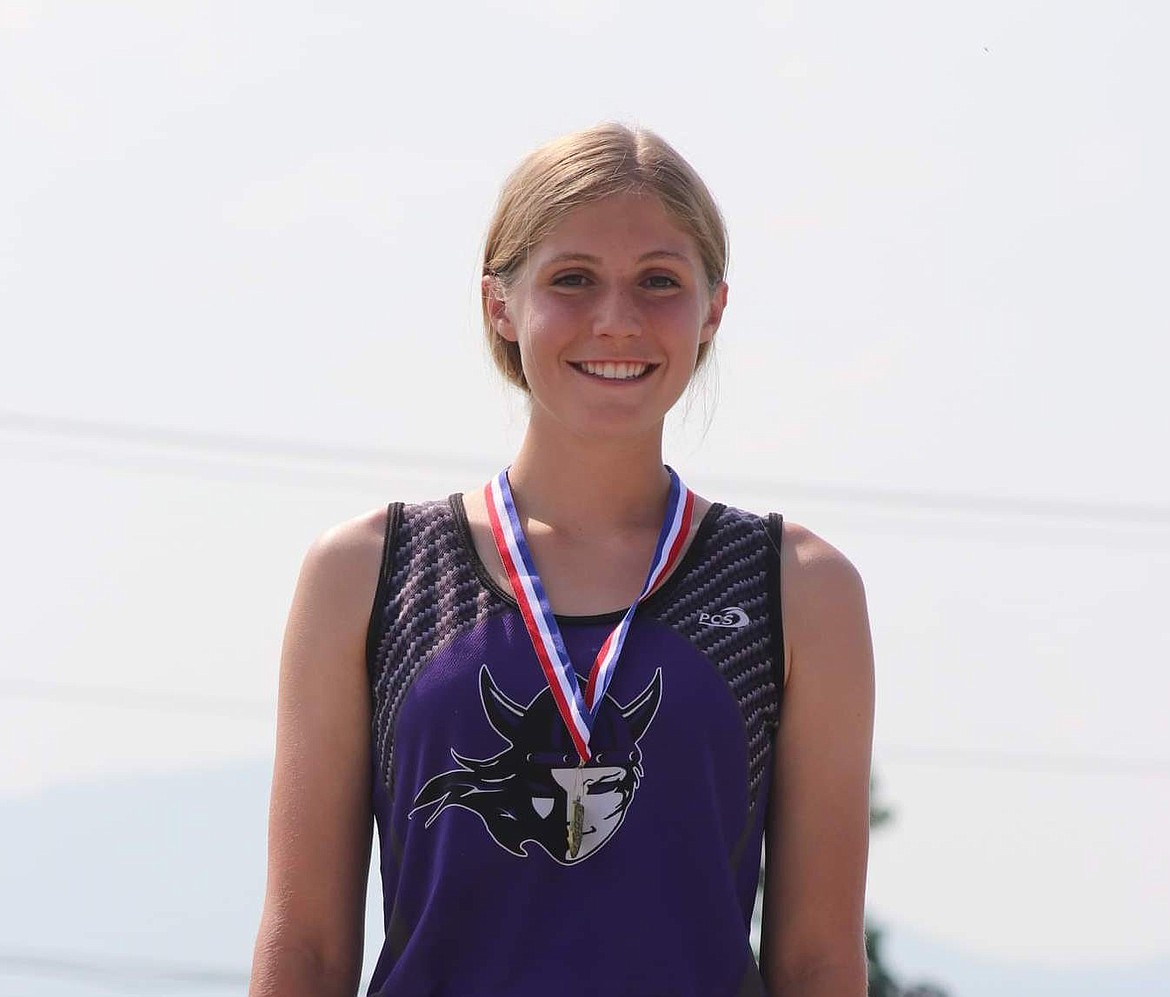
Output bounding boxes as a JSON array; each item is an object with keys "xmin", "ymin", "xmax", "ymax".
[{"xmin": 3, "ymin": 1, "xmax": 1169, "ymax": 993}]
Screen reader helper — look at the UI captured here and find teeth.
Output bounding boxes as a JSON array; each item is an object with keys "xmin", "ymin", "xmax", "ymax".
[{"xmin": 577, "ymin": 360, "xmax": 650, "ymax": 380}]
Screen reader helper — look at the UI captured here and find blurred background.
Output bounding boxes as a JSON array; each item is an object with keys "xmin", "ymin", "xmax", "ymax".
[{"xmin": 2, "ymin": 2, "xmax": 1168, "ymax": 995}]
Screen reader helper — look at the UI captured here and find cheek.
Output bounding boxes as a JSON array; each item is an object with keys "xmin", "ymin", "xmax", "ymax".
[
  {"xmin": 538, "ymin": 295, "xmax": 587, "ymax": 328},
  {"xmin": 516, "ymin": 298, "xmax": 578, "ymax": 344},
  {"xmin": 641, "ymin": 292, "xmax": 708, "ymax": 332}
]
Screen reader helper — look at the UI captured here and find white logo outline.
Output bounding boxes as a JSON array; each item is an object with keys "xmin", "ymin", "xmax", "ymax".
[{"xmin": 698, "ymin": 606, "xmax": 750, "ymax": 629}]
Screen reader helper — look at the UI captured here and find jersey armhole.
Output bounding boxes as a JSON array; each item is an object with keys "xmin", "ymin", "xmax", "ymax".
[
  {"xmin": 365, "ymin": 501, "xmax": 404, "ymax": 679},
  {"xmin": 763, "ymin": 512, "xmax": 786, "ymax": 717}
]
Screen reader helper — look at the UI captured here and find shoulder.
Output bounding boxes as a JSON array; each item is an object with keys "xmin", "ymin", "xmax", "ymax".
[
  {"xmin": 293, "ymin": 505, "xmax": 392, "ymax": 631},
  {"xmin": 779, "ymin": 519, "xmax": 866, "ymax": 602},
  {"xmin": 307, "ymin": 505, "xmax": 389, "ymax": 575},
  {"xmin": 774, "ymin": 518, "xmax": 870, "ymax": 688}
]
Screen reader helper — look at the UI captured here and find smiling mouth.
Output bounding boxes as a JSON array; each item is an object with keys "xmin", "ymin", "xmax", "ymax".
[{"xmin": 569, "ymin": 360, "xmax": 658, "ymax": 381}]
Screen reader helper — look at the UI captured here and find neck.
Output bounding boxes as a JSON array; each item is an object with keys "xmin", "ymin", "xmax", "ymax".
[{"xmin": 505, "ymin": 421, "xmax": 673, "ymax": 536}]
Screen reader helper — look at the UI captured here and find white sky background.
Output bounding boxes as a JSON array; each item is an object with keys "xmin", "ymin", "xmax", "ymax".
[{"xmin": 2, "ymin": 0, "xmax": 1169, "ymax": 986}]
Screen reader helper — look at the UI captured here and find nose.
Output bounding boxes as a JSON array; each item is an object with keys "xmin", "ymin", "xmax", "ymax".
[{"xmin": 591, "ymin": 285, "xmax": 642, "ymax": 339}]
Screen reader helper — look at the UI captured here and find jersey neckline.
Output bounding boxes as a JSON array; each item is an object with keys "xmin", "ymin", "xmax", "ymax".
[{"xmin": 447, "ymin": 492, "xmax": 726, "ymax": 626}]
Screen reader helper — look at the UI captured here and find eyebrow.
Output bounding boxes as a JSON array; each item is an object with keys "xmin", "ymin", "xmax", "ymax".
[{"xmin": 543, "ymin": 250, "xmax": 693, "ymax": 266}]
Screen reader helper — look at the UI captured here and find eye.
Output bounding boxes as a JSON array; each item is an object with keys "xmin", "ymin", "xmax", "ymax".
[
  {"xmin": 643, "ymin": 274, "xmax": 681, "ymax": 290},
  {"xmin": 552, "ymin": 272, "xmax": 590, "ymax": 288}
]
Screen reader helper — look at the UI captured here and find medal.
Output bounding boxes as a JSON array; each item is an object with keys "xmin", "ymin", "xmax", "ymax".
[
  {"xmin": 568, "ymin": 766, "xmax": 586, "ymax": 859},
  {"xmin": 484, "ymin": 465, "xmax": 694, "ymax": 767}
]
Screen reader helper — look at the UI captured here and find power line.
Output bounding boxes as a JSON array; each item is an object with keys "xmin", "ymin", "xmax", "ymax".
[
  {"xmin": 702, "ymin": 471, "xmax": 1170, "ymax": 527},
  {"xmin": 5, "ymin": 408, "xmax": 1170, "ymax": 530},
  {"xmin": 0, "ymin": 408, "xmax": 488, "ymax": 495},
  {"xmin": 0, "ymin": 678, "xmax": 271, "ymax": 720},
  {"xmin": 0, "ymin": 948, "xmax": 248, "ymax": 989},
  {"xmin": 876, "ymin": 744, "xmax": 1170, "ymax": 779},
  {"xmin": 1, "ymin": 409, "xmax": 486, "ymax": 477}
]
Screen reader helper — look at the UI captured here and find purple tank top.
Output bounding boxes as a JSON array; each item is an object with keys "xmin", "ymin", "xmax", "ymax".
[{"xmin": 364, "ymin": 495, "xmax": 785, "ymax": 997}]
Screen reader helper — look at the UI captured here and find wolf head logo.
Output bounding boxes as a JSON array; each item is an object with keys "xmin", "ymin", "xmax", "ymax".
[{"xmin": 409, "ymin": 664, "xmax": 662, "ymax": 865}]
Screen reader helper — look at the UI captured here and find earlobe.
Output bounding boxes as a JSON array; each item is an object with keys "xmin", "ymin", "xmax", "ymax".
[
  {"xmin": 700, "ymin": 280, "xmax": 729, "ymax": 344},
  {"xmin": 495, "ymin": 311, "xmax": 519, "ymax": 344},
  {"xmin": 482, "ymin": 274, "xmax": 519, "ymax": 343}
]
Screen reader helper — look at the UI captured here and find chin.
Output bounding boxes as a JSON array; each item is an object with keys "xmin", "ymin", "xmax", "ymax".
[{"xmin": 562, "ymin": 412, "xmax": 669, "ymax": 443}]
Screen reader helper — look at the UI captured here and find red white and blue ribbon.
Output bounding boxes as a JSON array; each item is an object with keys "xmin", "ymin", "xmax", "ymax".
[{"xmin": 484, "ymin": 466, "xmax": 694, "ymax": 762}]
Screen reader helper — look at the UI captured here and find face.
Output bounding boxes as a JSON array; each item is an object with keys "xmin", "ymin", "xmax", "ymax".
[{"xmin": 484, "ymin": 191, "xmax": 728, "ymax": 441}]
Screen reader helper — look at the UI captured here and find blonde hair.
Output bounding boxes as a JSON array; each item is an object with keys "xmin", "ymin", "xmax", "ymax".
[{"xmin": 481, "ymin": 123, "xmax": 728, "ymax": 392}]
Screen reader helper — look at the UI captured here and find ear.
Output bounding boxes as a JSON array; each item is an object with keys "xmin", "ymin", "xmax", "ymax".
[
  {"xmin": 699, "ymin": 280, "xmax": 728, "ymax": 345},
  {"xmin": 482, "ymin": 273, "xmax": 519, "ymax": 343}
]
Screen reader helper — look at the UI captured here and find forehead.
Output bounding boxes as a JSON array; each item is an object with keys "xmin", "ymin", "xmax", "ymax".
[{"xmin": 531, "ymin": 192, "xmax": 701, "ymax": 268}]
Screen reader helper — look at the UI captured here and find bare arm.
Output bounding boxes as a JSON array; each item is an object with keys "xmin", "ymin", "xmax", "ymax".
[
  {"xmin": 249, "ymin": 512, "xmax": 386, "ymax": 997},
  {"xmin": 759, "ymin": 523, "xmax": 875, "ymax": 997}
]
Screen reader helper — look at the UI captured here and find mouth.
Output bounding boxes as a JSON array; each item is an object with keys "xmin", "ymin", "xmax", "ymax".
[{"xmin": 568, "ymin": 360, "xmax": 658, "ymax": 382}]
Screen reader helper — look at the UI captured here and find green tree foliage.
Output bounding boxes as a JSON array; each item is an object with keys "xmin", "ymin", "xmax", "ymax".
[{"xmin": 866, "ymin": 923, "xmax": 901, "ymax": 997}]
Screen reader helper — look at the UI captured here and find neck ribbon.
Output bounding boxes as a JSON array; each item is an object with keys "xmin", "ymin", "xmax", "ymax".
[{"xmin": 483, "ymin": 466, "xmax": 694, "ymax": 763}]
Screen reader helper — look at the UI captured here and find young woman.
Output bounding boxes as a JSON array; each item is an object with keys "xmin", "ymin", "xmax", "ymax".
[{"xmin": 249, "ymin": 123, "xmax": 875, "ymax": 997}]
